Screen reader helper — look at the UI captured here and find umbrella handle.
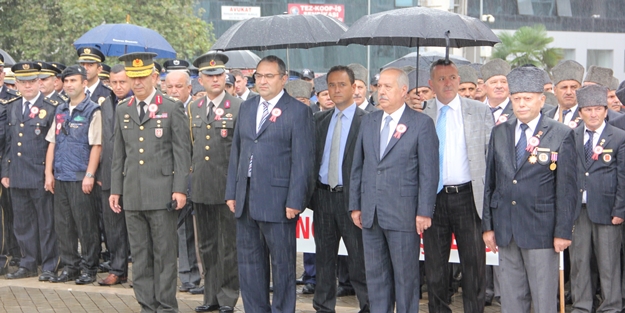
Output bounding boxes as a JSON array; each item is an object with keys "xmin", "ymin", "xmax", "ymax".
[{"xmin": 444, "ymin": 30, "xmax": 451, "ymax": 64}]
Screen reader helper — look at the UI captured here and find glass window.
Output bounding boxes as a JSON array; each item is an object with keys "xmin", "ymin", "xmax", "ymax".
[
  {"xmin": 555, "ymin": 0, "xmax": 572, "ymax": 16},
  {"xmin": 587, "ymin": 50, "xmax": 613, "ymax": 69},
  {"xmin": 561, "ymin": 49, "xmax": 575, "ymax": 60},
  {"xmin": 517, "ymin": 0, "xmax": 534, "ymax": 15},
  {"xmin": 395, "ymin": 0, "xmax": 413, "ymax": 7}
]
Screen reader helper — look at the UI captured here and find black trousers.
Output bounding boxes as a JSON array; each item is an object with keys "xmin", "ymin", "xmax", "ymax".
[
  {"xmin": 101, "ymin": 189, "xmax": 128, "ymax": 276},
  {"xmin": 0, "ymin": 185, "xmax": 19, "ymax": 268},
  {"xmin": 311, "ymin": 188, "xmax": 369, "ymax": 313},
  {"xmin": 54, "ymin": 180, "xmax": 100, "ymax": 274},
  {"xmin": 423, "ymin": 185, "xmax": 486, "ymax": 313},
  {"xmin": 195, "ymin": 203, "xmax": 239, "ymax": 307}
]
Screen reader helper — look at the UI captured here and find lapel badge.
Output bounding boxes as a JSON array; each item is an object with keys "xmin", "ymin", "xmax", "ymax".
[{"xmin": 221, "ymin": 129, "xmax": 228, "ymax": 138}]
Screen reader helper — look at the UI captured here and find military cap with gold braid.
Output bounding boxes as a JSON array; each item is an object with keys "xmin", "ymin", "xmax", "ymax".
[
  {"xmin": 193, "ymin": 51, "xmax": 228, "ymax": 75},
  {"xmin": 38, "ymin": 62, "xmax": 62, "ymax": 79},
  {"xmin": 50, "ymin": 62, "xmax": 66, "ymax": 77},
  {"xmin": 11, "ymin": 62, "xmax": 41, "ymax": 81},
  {"xmin": 77, "ymin": 47, "xmax": 105, "ymax": 63},
  {"xmin": 99, "ymin": 63, "xmax": 111, "ymax": 79},
  {"xmin": 119, "ymin": 52, "xmax": 157, "ymax": 78}
]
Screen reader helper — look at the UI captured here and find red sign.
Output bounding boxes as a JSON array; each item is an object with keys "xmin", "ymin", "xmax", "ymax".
[{"xmin": 287, "ymin": 3, "xmax": 345, "ymax": 22}]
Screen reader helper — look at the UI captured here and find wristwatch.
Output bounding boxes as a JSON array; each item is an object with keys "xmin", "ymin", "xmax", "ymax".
[{"xmin": 86, "ymin": 172, "xmax": 94, "ymax": 178}]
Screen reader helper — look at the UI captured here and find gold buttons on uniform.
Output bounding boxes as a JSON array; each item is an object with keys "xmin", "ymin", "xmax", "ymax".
[
  {"xmin": 585, "ymin": 172, "xmax": 589, "ymax": 176},
  {"xmin": 205, "ymin": 135, "xmax": 210, "ymax": 140},
  {"xmin": 205, "ymin": 146, "xmax": 210, "ymax": 150},
  {"xmin": 19, "ymin": 123, "xmax": 24, "ymax": 128},
  {"xmin": 139, "ymin": 148, "xmax": 144, "ymax": 153},
  {"xmin": 18, "ymin": 133, "xmax": 23, "ymax": 137},
  {"xmin": 512, "ymin": 201, "xmax": 517, "ymax": 205},
  {"xmin": 139, "ymin": 137, "xmax": 144, "ymax": 142},
  {"xmin": 139, "ymin": 126, "xmax": 144, "ymax": 130},
  {"xmin": 17, "ymin": 152, "xmax": 21, "ymax": 157},
  {"xmin": 17, "ymin": 142, "xmax": 21, "ymax": 147},
  {"xmin": 512, "ymin": 180, "xmax": 517, "ymax": 184},
  {"xmin": 206, "ymin": 125, "xmax": 211, "ymax": 130},
  {"xmin": 205, "ymin": 156, "xmax": 210, "ymax": 161},
  {"xmin": 139, "ymin": 160, "xmax": 144, "ymax": 165}
]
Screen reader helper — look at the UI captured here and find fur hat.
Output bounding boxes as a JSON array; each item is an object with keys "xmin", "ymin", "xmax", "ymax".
[
  {"xmin": 481, "ymin": 59, "xmax": 511, "ymax": 82},
  {"xmin": 458, "ymin": 65, "xmax": 478, "ymax": 86},
  {"xmin": 507, "ymin": 66, "xmax": 545, "ymax": 94},
  {"xmin": 576, "ymin": 84, "xmax": 608, "ymax": 108},
  {"xmin": 285, "ymin": 79, "xmax": 313, "ymax": 99},
  {"xmin": 347, "ymin": 63, "xmax": 368, "ymax": 85},
  {"xmin": 551, "ymin": 60, "xmax": 584, "ymax": 86},
  {"xmin": 583, "ymin": 65, "xmax": 614, "ymax": 87}
]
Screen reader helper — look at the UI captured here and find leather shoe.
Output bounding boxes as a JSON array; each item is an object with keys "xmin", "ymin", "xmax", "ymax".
[
  {"xmin": 194, "ymin": 304, "xmax": 219, "ymax": 312},
  {"xmin": 9, "ymin": 257, "xmax": 20, "ymax": 267},
  {"xmin": 6, "ymin": 267, "xmax": 36, "ymax": 279},
  {"xmin": 190, "ymin": 285, "xmax": 204, "ymax": 294},
  {"xmin": 98, "ymin": 273, "xmax": 127, "ymax": 286},
  {"xmin": 179, "ymin": 282, "xmax": 197, "ymax": 292},
  {"xmin": 219, "ymin": 306, "xmax": 234, "ymax": 313},
  {"xmin": 75, "ymin": 273, "xmax": 96, "ymax": 285},
  {"xmin": 50, "ymin": 270, "xmax": 79, "ymax": 283},
  {"xmin": 336, "ymin": 286, "xmax": 355, "ymax": 297},
  {"xmin": 302, "ymin": 283, "xmax": 315, "ymax": 294},
  {"xmin": 38, "ymin": 271, "xmax": 56, "ymax": 281}
]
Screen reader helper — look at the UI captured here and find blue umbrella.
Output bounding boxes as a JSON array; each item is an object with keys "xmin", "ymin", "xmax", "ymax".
[{"xmin": 74, "ymin": 23, "xmax": 176, "ymax": 59}]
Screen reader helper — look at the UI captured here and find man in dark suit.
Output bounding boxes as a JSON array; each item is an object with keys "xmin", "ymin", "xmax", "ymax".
[
  {"xmin": 190, "ymin": 52, "xmax": 242, "ymax": 313},
  {"xmin": 421, "ymin": 59, "xmax": 494, "ymax": 313},
  {"xmin": 483, "ymin": 66, "xmax": 577, "ymax": 313},
  {"xmin": 350, "ymin": 67, "xmax": 438, "ymax": 312},
  {"xmin": 225, "ymin": 55, "xmax": 315, "ymax": 313},
  {"xmin": 348, "ymin": 63, "xmax": 377, "ymax": 113},
  {"xmin": 481, "ymin": 59, "xmax": 513, "ymax": 124},
  {"xmin": 2, "ymin": 62, "xmax": 59, "ymax": 279},
  {"xmin": 310, "ymin": 65, "xmax": 369, "ymax": 313},
  {"xmin": 231, "ymin": 69, "xmax": 258, "ymax": 100},
  {"xmin": 97, "ymin": 64, "xmax": 131, "ymax": 286},
  {"xmin": 569, "ymin": 84, "xmax": 625, "ymax": 313},
  {"xmin": 543, "ymin": 60, "xmax": 584, "ymax": 126},
  {"xmin": 77, "ymin": 47, "xmax": 116, "ymax": 105},
  {"xmin": 109, "ymin": 52, "xmax": 191, "ymax": 312}
]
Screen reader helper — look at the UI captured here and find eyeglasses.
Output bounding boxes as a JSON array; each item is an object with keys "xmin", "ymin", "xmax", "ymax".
[{"xmin": 254, "ymin": 73, "xmax": 284, "ymax": 80}]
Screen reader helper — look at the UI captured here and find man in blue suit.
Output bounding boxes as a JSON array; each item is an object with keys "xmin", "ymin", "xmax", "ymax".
[
  {"xmin": 349, "ymin": 67, "xmax": 439, "ymax": 313},
  {"xmin": 225, "ymin": 55, "xmax": 315, "ymax": 313},
  {"xmin": 483, "ymin": 66, "xmax": 577, "ymax": 313}
]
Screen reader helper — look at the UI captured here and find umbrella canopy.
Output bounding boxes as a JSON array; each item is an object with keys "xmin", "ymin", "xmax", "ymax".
[
  {"xmin": 0, "ymin": 49, "xmax": 16, "ymax": 66},
  {"xmin": 218, "ymin": 50, "xmax": 261, "ymax": 69},
  {"xmin": 337, "ymin": 6, "xmax": 500, "ymax": 48},
  {"xmin": 74, "ymin": 23, "xmax": 176, "ymax": 59},
  {"xmin": 211, "ymin": 14, "xmax": 348, "ymax": 51},
  {"xmin": 382, "ymin": 51, "xmax": 470, "ymax": 70}
]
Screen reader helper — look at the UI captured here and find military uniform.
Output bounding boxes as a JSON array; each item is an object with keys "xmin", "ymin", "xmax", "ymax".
[
  {"xmin": 2, "ymin": 63, "xmax": 59, "ymax": 278},
  {"xmin": 111, "ymin": 52, "xmax": 191, "ymax": 312}
]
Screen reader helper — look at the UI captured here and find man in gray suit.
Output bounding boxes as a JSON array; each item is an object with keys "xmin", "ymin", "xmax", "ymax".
[
  {"xmin": 569, "ymin": 84, "xmax": 625, "ymax": 313},
  {"xmin": 422, "ymin": 59, "xmax": 494, "ymax": 313},
  {"xmin": 483, "ymin": 66, "xmax": 577, "ymax": 313},
  {"xmin": 348, "ymin": 63, "xmax": 377, "ymax": 113},
  {"xmin": 350, "ymin": 67, "xmax": 438, "ymax": 312}
]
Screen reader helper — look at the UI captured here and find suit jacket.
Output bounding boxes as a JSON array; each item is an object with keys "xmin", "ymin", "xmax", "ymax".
[
  {"xmin": 189, "ymin": 92, "xmax": 242, "ymax": 205},
  {"xmin": 310, "ymin": 106, "xmax": 366, "ymax": 212},
  {"xmin": 2, "ymin": 95, "xmax": 57, "ymax": 189},
  {"xmin": 610, "ymin": 112, "xmax": 625, "ymax": 131},
  {"xmin": 110, "ymin": 90, "xmax": 191, "ymax": 211},
  {"xmin": 361, "ymin": 101, "xmax": 378, "ymax": 113},
  {"xmin": 225, "ymin": 92, "xmax": 315, "ymax": 223},
  {"xmin": 423, "ymin": 97, "xmax": 494, "ymax": 218},
  {"xmin": 574, "ymin": 123, "xmax": 625, "ymax": 225},
  {"xmin": 244, "ymin": 89, "xmax": 259, "ymax": 101},
  {"xmin": 544, "ymin": 105, "xmax": 580, "ymax": 123},
  {"xmin": 90, "ymin": 80, "xmax": 116, "ymax": 106},
  {"xmin": 349, "ymin": 105, "xmax": 439, "ymax": 232},
  {"xmin": 483, "ymin": 115, "xmax": 577, "ymax": 249},
  {"xmin": 98, "ymin": 97, "xmax": 117, "ymax": 190}
]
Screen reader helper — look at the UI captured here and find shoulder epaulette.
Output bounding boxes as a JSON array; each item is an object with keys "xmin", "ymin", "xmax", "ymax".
[
  {"xmin": 43, "ymin": 97, "xmax": 59, "ymax": 106},
  {"xmin": 118, "ymin": 97, "xmax": 130, "ymax": 107},
  {"xmin": 59, "ymin": 93, "xmax": 69, "ymax": 102},
  {"xmin": 3, "ymin": 96, "xmax": 21, "ymax": 104},
  {"xmin": 6, "ymin": 89, "xmax": 20, "ymax": 97},
  {"xmin": 163, "ymin": 94, "xmax": 178, "ymax": 102}
]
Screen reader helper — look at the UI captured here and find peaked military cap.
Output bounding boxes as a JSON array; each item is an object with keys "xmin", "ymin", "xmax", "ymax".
[
  {"xmin": 50, "ymin": 62, "xmax": 66, "ymax": 77},
  {"xmin": 507, "ymin": 66, "xmax": 545, "ymax": 94},
  {"xmin": 551, "ymin": 60, "xmax": 584, "ymax": 86},
  {"xmin": 163, "ymin": 59, "xmax": 190, "ymax": 72},
  {"xmin": 154, "ymin": 61, "xmax": 163, "ymax": 74},
  {"xmin": 285, "ymin": 79, "xmax": 313, "ymax": 99},
  {"xmin": 301, "ymin": 69, "xmax": 315, "ymax": 80},
  {"xmin": 12, "ymin": 62, "xmax": 41, "ymax": 81},
  {"xmin": 225, "ymin": 73, "xmax": 235, "ymax": 86},
  {"xmin": 481, "ymin": 59, "xmax": 511, "ymax": 82},
  {"xmin": 193, "ymin": 52, "xmax": 228, "ymax": 75},
  {"xmin": 314, "ymin": 75, "xmax": 328, "ymax": 93},
  {"xmin": 576, "ymin": 84, "xmax": 608, "ymax": 108},
  {"xmin": 458, "ymin": 65, "xmax": 478, "ymax": 86},
  {"xmin": 583, "ymin": 65, "xmax": 613, "ymax": 87},
  {"xmin": 77, "ymin": 46, "xmax": 105, "ymax": 63},
  {"xmin": 347, "ymin": 63, "xmax": 368, "ymax": 85},
  {"xmin": 99, "ymin": 63, "xmax": 111, "ymax": 79},
  {"xmin": 4, "ymin": 69, "xmax": 15, "ymax": 84},
  {"xmin": 37, "ymin": 62, "xmax": 62, "ymax": 79},
  {"xmin": 371, "ymin": 73, "xmax": 380, "ymax": 86},
  {"xmin": 119, "ymin": 52, "xmax": 157, "ymax": 78}
]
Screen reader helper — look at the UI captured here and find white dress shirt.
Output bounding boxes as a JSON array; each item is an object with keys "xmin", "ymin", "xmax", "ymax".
[
  {"xmin": 486, "ymin": 97, "xmax": 510, "ymax": 121},
  {"xmin": 555, "ymin": 104, "xmax": 578, "ymax": 124},
  {"xmin": 380, "ymin": 104, "xmax": 406, "ymax": 146},
  {"xmin": 515, "ymin": 114, "xmax": 541, "ymax": 148},
  {"xmin": 582, "ymin": 121, "xmax": 606, "ymax": 203},
  {"xmin": 136, "ymin": 89, "xmax": 157, "ymax": 116},
  {"xmin": 86, "ymin": 79, "xmax": 101, "ymax": 96},
  {"xmin": 358, "ymin": 99, "xmax": 370, "ymax": 111},
  {"xmin": 256, "ymin": 90, "xmax": 284, "ymax": 130},
  {"xmin": 436, "ymin": 95, "xmax": 471, "ymax": 185},
  {"xmin": 241, "ymin": 88, "xmax": 251, "ymax": 100},
  {"xmin": 206, "ymin": 91, "xmax": 226, "ymax": 116}
]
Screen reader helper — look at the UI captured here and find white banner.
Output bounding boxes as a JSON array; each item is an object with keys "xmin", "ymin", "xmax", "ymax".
[
  {"xmin": 221, "ymin": 6, "xmax": 261, "ymax": 21},
  {"xmin": 296, "ymin": 209, "xmax": 499, "ymax": 265}
]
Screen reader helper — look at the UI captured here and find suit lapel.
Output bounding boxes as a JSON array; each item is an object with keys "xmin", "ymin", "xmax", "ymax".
[
  {"xmin": 589, "ymin": 125, "xmax": 613, "ymax": 170},
  {"xmin": 256, "ymin": 94, "xmax": 288, "ymax": 138},
  {"xmin": 381, "ymin": 108, "xmax": 411, "ymax": 160},
  {"xmin": 343, "ymin": 109, "xmax": 364, "ymax": 167},
  {"xmin": 318, "ymin": 111, "xmax": 332, "ymax": 155},
  {"xmin": 574, "ymin": 126, "xmax": 588, "ymax": 169},
  {"xmin": 372, "ymin": 112, "xmax": 381, "ymax": 162},
  {"xmin": 127, "ymin": 97, "xmax": 142, "ymax": 125}
]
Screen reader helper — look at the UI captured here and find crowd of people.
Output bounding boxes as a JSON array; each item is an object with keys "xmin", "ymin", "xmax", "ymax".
[{"xmin": 0, "ymin": 45, "xmax": 625, "ymax": 313}]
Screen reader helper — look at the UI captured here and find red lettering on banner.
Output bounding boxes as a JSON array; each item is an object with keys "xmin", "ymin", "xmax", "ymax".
[{"xmin": 296, "ymin": 216, "xmax": 314, "ymax": 239}]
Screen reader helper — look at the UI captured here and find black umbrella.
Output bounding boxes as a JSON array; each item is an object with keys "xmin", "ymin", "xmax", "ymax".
[
  {"xmin": 0, "ymin": 49, "xmax": 16, "ymax": 66},
  {"xmin": 381, "ymin": 51, "xmax": 470, "ymax": 70},
  {"xmin": 217, "ymin": 50, "xmax": 261, "ymax": 69}
]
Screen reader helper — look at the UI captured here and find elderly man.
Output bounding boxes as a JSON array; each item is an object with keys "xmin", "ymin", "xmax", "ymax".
[
  {"xmin": 422, "ymin": 59, "xmax": 494, "ymax": 313},
  {"xmin": 406, "ymin": 69, "xmax": 432, "ymax": 112},
  {"xmin": 313, "ymin": 75, "xmax": 335, "ymax": 112},
  {"xmin": 544, "ymin": 60, "xmax": 585, "ymax": 126},
  {"xmin": 348, "ymin": 63, "xmax": 377, "ymax": 113},
  {"xmin": 109, "ymin": 52, "xmax": 191, "ymax": 312},
  {"xmin": 350, "ymin": 67, "xmax": 438, "ymax": 312},
  {"xmin": 481, "ymin": 59, "xmax": 513, "ymax": 123},
  {"xmin": 483, "ymin": 66, "xmax": 577, "ymax": 313},
  {"xmin": 457, "ymin": 65, "xmax": 479, "ymax": 99}
]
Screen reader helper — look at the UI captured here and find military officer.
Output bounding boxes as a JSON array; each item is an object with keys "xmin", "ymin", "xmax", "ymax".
[
  {"xmin": 109, "ymin": 52, "xmax": 191, "ymax": 312},
  {"xmin": 190, "ymin": 51, "xmax": 242, "ymax": 313},
  {"xmin": 2, "ymin": 62, "xmax": 59, "ymax": 280},
  {"xmin": 50, "ymin": 62, "xmax": 66, "ymax": 95},
  {"xmin": 163, "ymin": 59, "xmax": 190, "ymax": 73},
  {"xmin": 38, "ymin": 62, "xmax": 68, "ymax": 105},
  {"xmin": 99, "ymin": 63, "xmax": 111, "ymax": 87},
  {"xmin": 77, "ymin": 47, "xmax": 116, "ymax": 105}
]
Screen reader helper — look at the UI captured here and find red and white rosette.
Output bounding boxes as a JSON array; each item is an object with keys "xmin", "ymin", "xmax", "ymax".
[
  {"xmin": 592, "ymin": 145, "xmax": 603, "ymax": 160},
  {"xmin": 497, "ymin": 114, "xmax": 508, "ymax": 125},
  {"xmin": 568, "ymin": 120, "xmax": 578, "ymax": 128},
  {"xmin": 55, "ymin": 121, "xmax": 62, "ymax": 135},
  {"xmin": 214, "ymin": 108, "xmax": 224, "ymax": 120},
  {"xmin": 148, "ymin": 103, "xmax": 158, "ymax": 119},
  {"xmin": 393, "ymin": 124, "xmax": 407, "ymax": 138},
  {"xmin": 29, "ymin": 106, "xmax": 39, "ymax": 119},
  {"xmin": 269, "ymin": 108, "xmax": 281, "ymax": 122},
  {"xmin": 526, "ymin": 136, "xmax": 540, "ymax": 152}
]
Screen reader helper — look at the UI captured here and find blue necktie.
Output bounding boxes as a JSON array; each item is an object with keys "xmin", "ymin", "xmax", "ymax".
[
  {"xmin": 516, "ymin": 123, "xmax": 529, "ymax": 168},
  {"xmin": 436, "ymin": 106, "xmax": 450, "ymax": 193},
  {"xmin": 258, "ymin": 101, "xmax": 270, "ymax": 133},
  {"xmin": 379, "ymin": 116, "xmax": 392, "ymax": 159},
  {"xmin": 585, "ymin": 130, "xmax": 594, "ymax": 167}
]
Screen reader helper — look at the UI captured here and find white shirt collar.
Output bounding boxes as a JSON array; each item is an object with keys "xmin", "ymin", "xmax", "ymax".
[
  {"xmin": 136, "ymin": 88, "xmax": 157, "ymax": 105},
  {"xmin": 436, "ymin": 94, "xmax": 461, "ymax": 112},
  {"xmin": 241, "ymin": 88, "xmax": 250, "ymax": 99},
  {"xmin": 358, "ymin": 98, "xmax": 370, "ymax": 110},
  {"xmin": 261, "ymin": 90, "xmax": 284, "ymax": 106},
  {"xmin": 87, "ymin": 79, "xmax": 101, "ymax": 95},
  {"xmin": 584, "ymin": 121, "xmax": 606, "ymax": 137},
  {"xmin": 516, "ymin": 113, "xmax": 541, "ymax": 133},
  {"xmin": 382, "ymin": 103, "xmax": 407, "ymax": 123}
]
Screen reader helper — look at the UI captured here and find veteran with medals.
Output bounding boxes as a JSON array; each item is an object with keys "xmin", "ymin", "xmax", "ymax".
[
  {"xmin": 109, "ymin": 52, "xmax": 191, "ymax": 312},
  {"xmin": 483, "ymin": 66, "xmax": 578, "ymax": 313}
]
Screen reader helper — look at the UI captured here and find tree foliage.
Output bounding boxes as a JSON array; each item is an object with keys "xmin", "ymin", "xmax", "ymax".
[
  {"xmin": 491, "ymin": 24, "xmax": 563, "ymax": 71},
  {"xmin": 0, "ymin": 0, "xmax": 214, "ymax": 65}
]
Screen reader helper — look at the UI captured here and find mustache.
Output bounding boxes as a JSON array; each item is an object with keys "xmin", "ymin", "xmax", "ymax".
[{"xmin": 379, "ymin": 96, "xmax": 389, "ymax": 101}]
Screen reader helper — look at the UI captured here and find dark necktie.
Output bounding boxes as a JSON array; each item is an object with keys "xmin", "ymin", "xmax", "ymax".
[
  {"xmin": 207, "ymin": 101, "xmax": 214, "ymax": 119},
  {"xmin": 22, "ymin": 101, "xmax": 31, "ymax": 120},
  {"xmin": 585, "ymin": 130, "xmax": 594, "ymax": 167},
  {"xmin": 516, "ymin": 123, "xmax": 529, "ymax": 168},
  {"xmin": 490, "ymin": 106, "xmax": 501, "ymax": 114},
  {"xmin": 139, "ymin": 101, "xmax": 146, "ymax": 122}
]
